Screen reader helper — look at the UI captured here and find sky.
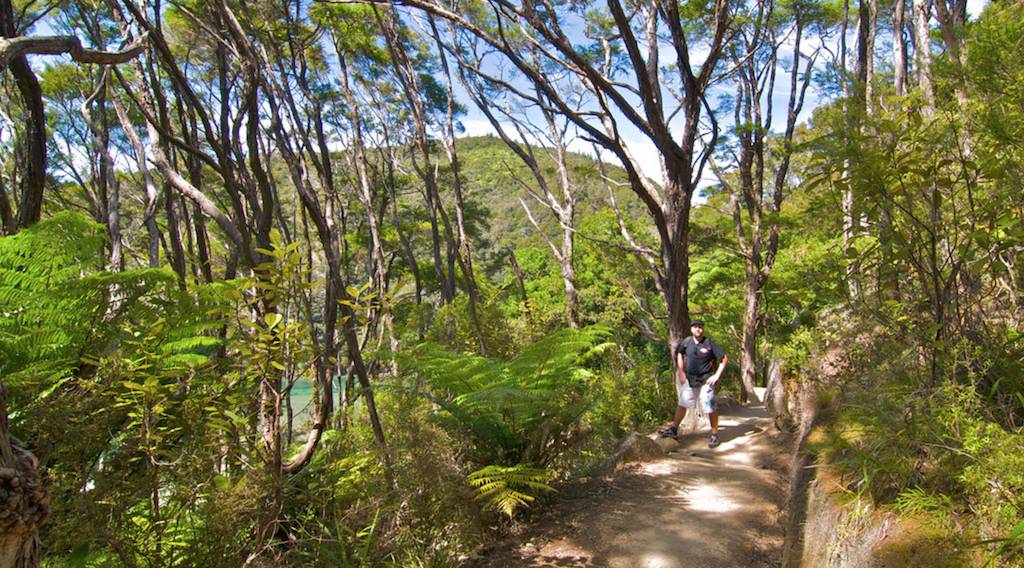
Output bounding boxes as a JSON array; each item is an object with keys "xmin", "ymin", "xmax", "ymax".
[{"xmin": 448, "ymin": 0, "xmax": 990, "ymax": 198}]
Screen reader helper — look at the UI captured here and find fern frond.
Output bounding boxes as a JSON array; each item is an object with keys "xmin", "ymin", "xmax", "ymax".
[
  {"xmin": 404, "ymin": 325, "xmax": 614, "ymax": 466},
  {"xmin": 468, "ymin": 465, "xmax": 555, "ymax": 517}
]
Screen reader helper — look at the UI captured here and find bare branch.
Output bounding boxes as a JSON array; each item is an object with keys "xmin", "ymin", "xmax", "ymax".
[{"xmin": 0, "ymin": 31, "xmax": 148, "ymax": 67}]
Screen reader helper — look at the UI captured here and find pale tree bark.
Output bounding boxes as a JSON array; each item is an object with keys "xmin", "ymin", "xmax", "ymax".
[
  {"xmin": 893, "ymin": 0, "xmax": 908, "ymax": 97},
  {"xmin": 427, "ymin": 17, "xmax": 490, "ymax": 341},
  {"xmin": 377, "ymin": 7, "xmax": 490, "ymax": 352},
  {"xmin": 80, "ymin": 68, "xmax": 124, "ymax": 270},
  {"xmin": 338, "ymin": 52, "xmax": 400, "ymax": 371},
  {"xmin": 377, "ymin": 118, "xmax": 425, "ymax": 339},
  {"xmin": 863, "ymin": 0, "xmax": 878, "ymax": 109},
  {"xmin": 912, "ymin": 0, "xmax": 935, "ymax": 111},
  {"xmin": 111, "ymin": 96, "xmax": 162, "ymax": 268},
  {"xmin": 881, "ymin": 0, "xmax": 909, "ymax": 295},
  {"xmin": 376, "ymin": 8, "xmax": 456, "ymax": 306},
  {"xmin": 764, "ymin": 357, "xmax": 794, "ymax": 431}
]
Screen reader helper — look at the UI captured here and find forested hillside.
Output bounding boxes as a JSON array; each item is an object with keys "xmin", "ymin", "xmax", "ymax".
[{"xmin": 1, "ymin": 0, "xmax": 1022, "ymax": 565}]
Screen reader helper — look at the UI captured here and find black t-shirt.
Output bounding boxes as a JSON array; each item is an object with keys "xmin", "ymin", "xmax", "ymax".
[{"xmin": 676, "ymin": 336, "xmax": 725, "ymax": 386}]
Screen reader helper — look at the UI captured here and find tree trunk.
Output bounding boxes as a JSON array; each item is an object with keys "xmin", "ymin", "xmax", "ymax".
[
  {"xmin": 338, "ymin": 54, "xmax": 401, "ymax": 370},
  {"xmin": 663, "ymin": 176, "xmax": 694, "ymax": 353},
  {"xmin": 430, "ymin": 23, "xmax": 489, "ymax": 350},
  {"xmin": 1, "ymin": 0, "xmax": 46, "ymax": 231},
  {"xmin": 0, "ymin": 384, "xmax": 47, "ymax": 568},
  {"xmin": 111, "ymin": 95, "xmax": 162, "ymax": 269},
  {"xmin": 0, "ymin": 177, "xmax": 13, "ymax": 235},
  {"xmin": 912, "ymin": 0, "xmax": 935, "ymax": 110},
  {"xmin": 740, "ymin": 276, "xmax": 762, "ymax": 402},
  {"xmin": 561, "ymin": 225, "xmax": 579, "ymax": 328},
  {"xmin": 163, "ymin": 182, "xmax": 188, "ymax": 285},
  {"xmin": 764, "ymin": 357, "xmax": 794, "ymax": 431},
  {"xmin": 81, "ymin": 73, "xmax": 123, "ymax": 270},
  {"xmin": 893, "ymin": 0, "xmax": 908, "ymax": 96}
]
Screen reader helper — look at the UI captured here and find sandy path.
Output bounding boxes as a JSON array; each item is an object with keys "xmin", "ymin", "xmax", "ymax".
[{"xmin": 469, "ymin": 403, "xmax": 793, "ymax": 568}]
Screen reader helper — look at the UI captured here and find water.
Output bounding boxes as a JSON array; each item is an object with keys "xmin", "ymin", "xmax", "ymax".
[{"xmin": 286, "ymin": 381, "xmax": 340, "ymax": 427}]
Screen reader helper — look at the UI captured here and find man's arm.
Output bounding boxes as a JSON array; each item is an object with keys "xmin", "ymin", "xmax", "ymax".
[
  {"xmin": 708, "ymin": 354, "xmax": 728, "ymax": 386},
  {"xmin": 676, "ymin": 351, "xmax": 686, "ymax": 385}
]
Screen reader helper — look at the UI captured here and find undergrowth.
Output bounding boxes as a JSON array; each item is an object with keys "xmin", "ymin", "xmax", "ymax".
[{"xmin": 804, "ymin": 324, "xmax": 1024, "ymax": 566}]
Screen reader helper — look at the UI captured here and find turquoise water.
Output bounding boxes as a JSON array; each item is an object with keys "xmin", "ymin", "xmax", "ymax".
[
  {"xmin": 284, "ymin": 382, "xmax": 319, "ymax": 425},
  {"xmin": 287, "ymin": 381, "xmax": 338, "ymax": 426},
  {"xmin": 289, "ymin": 381, "xmax": 314, "ymax": 422}
]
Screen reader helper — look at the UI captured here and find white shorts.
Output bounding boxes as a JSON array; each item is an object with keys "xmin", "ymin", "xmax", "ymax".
[{"xmin": 677, "ymin": 382, "xmax": 716, "ymax": 414}]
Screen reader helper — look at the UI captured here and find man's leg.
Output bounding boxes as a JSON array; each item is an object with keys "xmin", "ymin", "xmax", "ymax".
[
  {"xmin": 660, "ymin": 384, "xmax": 693, "ymax": 437},
  {"xmin": 708, "ymin": 411, "xmax": 721, "ymax": 447},
  {"xmin": 671, "ymin": 405, "xmax": 687, "ymax": 429}
]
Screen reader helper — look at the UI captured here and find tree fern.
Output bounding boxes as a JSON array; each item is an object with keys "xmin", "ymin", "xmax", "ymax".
[
  {"xmin": 0, "ymin": 212, "xmax": 236, "ymax": 414},
  {"xmin": 403, "ymin": 325, "xmax": 614, "ymax": 467}
]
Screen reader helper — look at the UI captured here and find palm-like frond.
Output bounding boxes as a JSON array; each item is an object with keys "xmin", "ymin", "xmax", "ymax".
[
  {"xmin": 468, "ymin": 464, "xmax": 555, "ymax": 517},
  {"xmin": 404, "ymin": 325, "xmax": 613, "ymax": 466}
]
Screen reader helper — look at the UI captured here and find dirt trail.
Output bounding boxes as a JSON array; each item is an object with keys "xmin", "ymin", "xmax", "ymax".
[{"xmin": 470, "ymin": 401, "xmax": 793, "ymax": 567}]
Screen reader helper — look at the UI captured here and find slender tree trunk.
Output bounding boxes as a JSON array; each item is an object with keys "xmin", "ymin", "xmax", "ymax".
[
  {"xmin": 912, "ymin": 0, "xmax": 935, "ymax": 110},
  {"xmin": 740, "ymin": 275, "xmax": 761, "ymax": 401},
  {"xmin": 429, "ymin": 20, "xmax": 489, "ymax": 349},
  {"xmin": 163, "ymin": 183, "xmax": 188, "ymax": 285},
  {"xmin": 893, "ymin": 0, "xmax": 908, "ymax": 96},
  {"xmin": 82, "ymin": 73, "xmax": 123, "ymax": 270},
  {"xmin": 864, "ymin": 0, "xmax": 878, "ymax": 109},
  {"xmin": 377, "ymin": 8, "xmax": 457, "ymax": 306},
  {"xmin": 561, "ymin": 223, "xmax": 579, "ymax": 328},
  {"xmin": 381, "ymin": 132, "xmax": 425, "ymax": 339},
  {"xmin": 548, "ymin": 112, "xmax": 580, "ymax": 329},
  {"xmin": 0, "ymin": 178, "xmax": 13, "ymax": 235},
  {"xmin": 111, "ymin": 96, "xmax": 161, "ymax": 268},
  {"xmin": 338, "ymin": 54, "xmax": 400, "ymax": 370},
  {"xmin": 192, "ymin": 203, "xmax": 214, "ymax": 282},
  {"xmin": 180, "ymin": 100, "xmax": 214, "ymax": 282}
]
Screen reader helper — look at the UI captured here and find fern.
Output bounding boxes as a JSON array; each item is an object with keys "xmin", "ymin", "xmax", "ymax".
[
  {"xmin": 468, "ymin": 465, "xmax": 555, "ymax": 517},
  {"xmin": 0, "ymin": 212, "xmax": 235, "ymax": 413},
  {"xmin": 404, "ymin": 325, "xmax": 614, "ymax": 466}
]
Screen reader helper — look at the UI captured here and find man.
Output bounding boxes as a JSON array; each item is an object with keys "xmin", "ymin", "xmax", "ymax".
[{"xmin": 658, "ymin": 320, "xmax": 728, "ymax": 447}]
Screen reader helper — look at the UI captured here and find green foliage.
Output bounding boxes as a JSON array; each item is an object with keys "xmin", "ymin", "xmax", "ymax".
[
  {"xmin": 468, "ymin": 465, "xmax": 555, "ymax": 517},
  {"xmin": 0, "ymin": 213, "xmax": 264, "ymax": 566},
  {"xmin": 278, "ymin": 390, "xmax": 486, "ymax": 565},
  {"xmin": 809, "ymin": 342, "xmax": 1024, "ymax": 566},
  {"xmin": 405, "ymin": 325, "xmax": 614, "ymax": 468}
]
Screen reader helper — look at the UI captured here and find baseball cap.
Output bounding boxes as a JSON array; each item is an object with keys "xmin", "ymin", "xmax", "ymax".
[{"xmin": 690, "ymin": 319, "xmax": 704, "ymax": 327}]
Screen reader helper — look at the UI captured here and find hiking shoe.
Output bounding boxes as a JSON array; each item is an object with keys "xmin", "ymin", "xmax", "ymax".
[
  {"xmin": 708, "ymin": 433, "xmax": 720, "ymax": 448},
  {"xmin": 658, "ymin": 425, "xmax": 678, "ymax": 438}
]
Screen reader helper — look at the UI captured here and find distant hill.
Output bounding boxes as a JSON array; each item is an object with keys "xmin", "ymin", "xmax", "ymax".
[{"xmin": 452, "ymin": 135, "xmax": 651, "ymax": 260}]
